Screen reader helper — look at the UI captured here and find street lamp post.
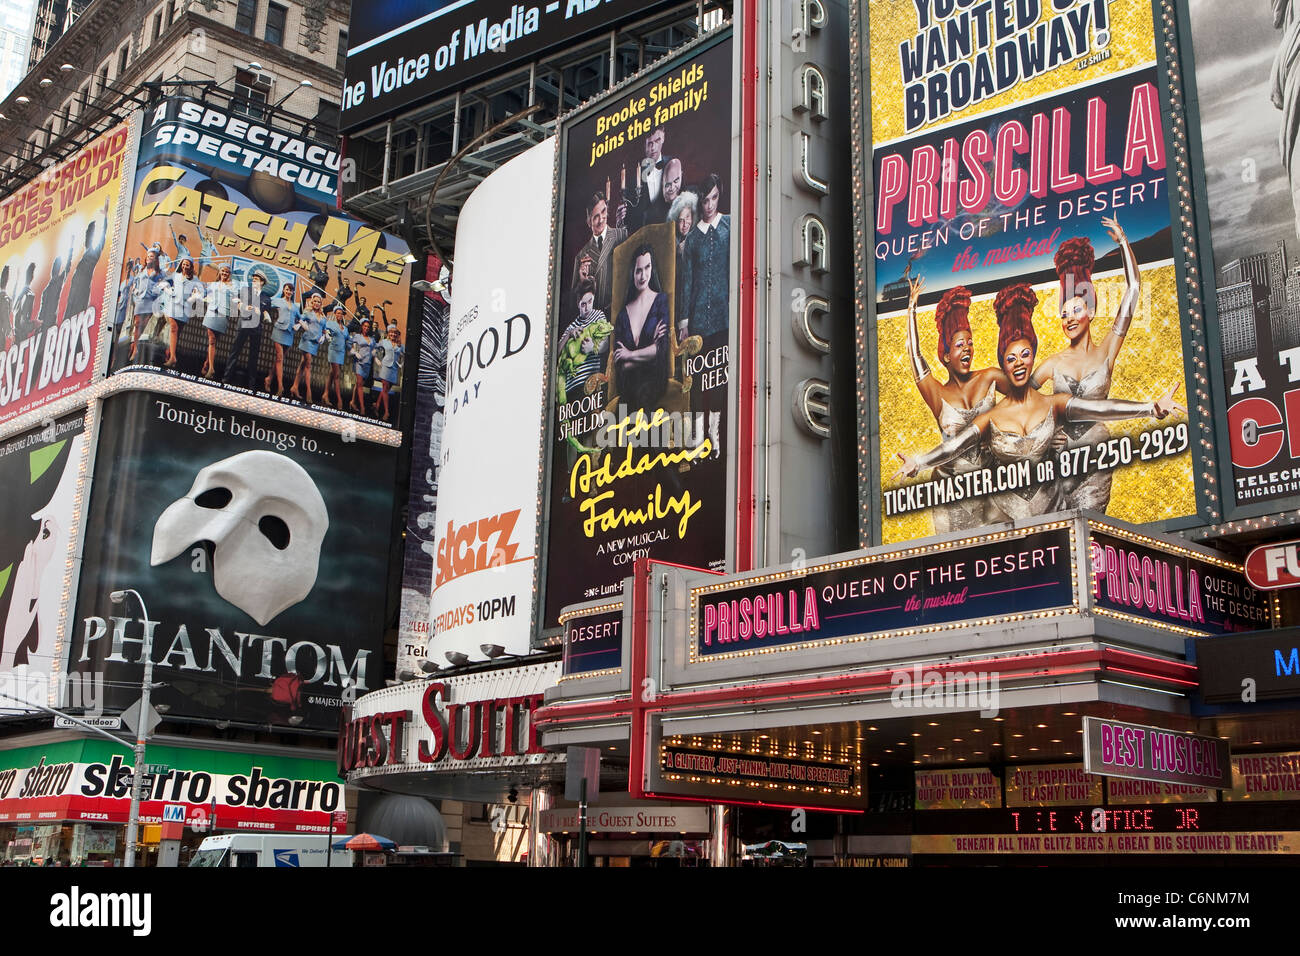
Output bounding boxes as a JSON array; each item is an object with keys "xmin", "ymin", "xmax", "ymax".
[{"xmin": 111, "ymin": 588, "xmax": 156, "ymax": 869}]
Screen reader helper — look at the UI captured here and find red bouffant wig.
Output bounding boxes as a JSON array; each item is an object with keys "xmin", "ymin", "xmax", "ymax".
[
  {"xmin": 994, "ymin": 283, "xmax": 1039, "ymax": 359},
  {"xmin": 934, "ymin": 286, "xmax": 972, "ymax": 362},
  {"xmin": 1054, "ymin": 236, "xmax": 1096, "ymax": 311}
]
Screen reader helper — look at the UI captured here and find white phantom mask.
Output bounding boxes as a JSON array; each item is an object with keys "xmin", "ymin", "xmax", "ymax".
[{"xmin": 151, "ymin": 451, "xmax": 329, "ymax": 626}]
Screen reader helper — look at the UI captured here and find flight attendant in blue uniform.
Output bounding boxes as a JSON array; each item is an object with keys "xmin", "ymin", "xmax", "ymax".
[
  {"xmin": 323, "ymin": 304, "xmax": 350, "ymax": 410},
  {"xmin": 266, "ymin": 281, "xmax": 298, "ymax": 396},
  {"xmin": 349, "ymin": 318, "xmax": 375, "ymax": 415},
  {"xmin": 201, "ymin": 264, "xmax": 237, "ymax": 379},
  {"xmin": 164, "ymin": 257, "xmax": 204, "ymax": 368},
  {"xmin": 374, "ymin": 322, "xmax": 404, "ymax": 423},
  {"xmin": 291, "ymin": 291, "xmax": 328, "ymax": 405},
  {"xmin": 129, "ymin": 249, "xmax": 168, "ymax": 361}
]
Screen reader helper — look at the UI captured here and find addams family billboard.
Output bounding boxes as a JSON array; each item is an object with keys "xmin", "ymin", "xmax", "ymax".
[
  {"xmin": 109, "ymin": 99, "xmax": 413, "ymax": 427},
  {"xmin": 869, "ymin": 0, "xmax": 1198, "ymax": 544},
  {"xmin": 69, "ymin": 391, "xmax": 397, "ymax": 729},
  {"xmin": 0, "ymin": 123, "xmax": 132, "ymax": 426},
  {"xmin": 543, "ymin": 33, "xmax": 735, "ymax": 628}
]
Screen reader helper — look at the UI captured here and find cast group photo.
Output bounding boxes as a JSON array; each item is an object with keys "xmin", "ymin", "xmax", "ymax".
[
  {"xmin": 891, "ymin": 217, "xmax": 1186, "ymax": 532},
  {"xmin": 557, "ymin": 116, "xmax": 731, "ymax": 447},
  {"xmin": 0, "ymin": 199, "xmax": 111, "ymax": 349},
  {"xmin": 110, "ymin": 225, "xmax": 404, "ymax": 422}
]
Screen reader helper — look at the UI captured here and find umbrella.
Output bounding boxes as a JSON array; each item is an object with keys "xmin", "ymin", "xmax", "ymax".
[{"xmin": 331, "ymin": 833, "xmax": 396, "ymax": 852}]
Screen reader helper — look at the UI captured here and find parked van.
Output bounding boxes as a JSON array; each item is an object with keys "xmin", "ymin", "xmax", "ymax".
[{"xmin": 188, "ymin": 833, "xmax": 352, "ymax": 868}]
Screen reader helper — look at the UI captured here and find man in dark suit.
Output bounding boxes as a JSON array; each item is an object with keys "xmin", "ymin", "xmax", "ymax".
[
  {"xmin": 623, "ymin": 127, "xmax": 676, "ymax": 231},
  {"xmin": 13, "ymin": 263, "xmax": 37, "ymax": 341},
  {"xmin": 224, "ymin": 271, "xmax": 272, "ymax": 389},
  {"xmin": 61, "ymin": 199, "xmax": 110, "ymax": 324},
  {"xmin": 570, "ymin": 191, "xmax": 626, "ymax": 318},
  {"xmin": 37, "ymin": 246, "xmax": 72, "ymax": 333}
]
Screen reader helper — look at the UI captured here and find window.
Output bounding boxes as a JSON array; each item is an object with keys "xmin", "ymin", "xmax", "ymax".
[
  {"xmin": 265, "ymin": 3, "xmax": 286, "ymax": 45},
  {"xmin": 235, "ymin": 0, "xmax": 257, "ymax": 35},
  {"xmin": 164, "ymin": 0, "xmax": 174, "ymax": 28},
  {"xmin": 152, "ymin": 11, "xmax": 162, "ymax": 42},
  {"xmin": 233, "ymin": 68, "xmax": 269, "ymax": 120},
  {"xmin": 116, "ymin": 42, "xmax": 129, "ymax": 77},
  {"xmin": 97, "ymin": 64, "xmax": 108, "ymax": 94},
  {"xmin": 337, "ymin": 29, "xmax": 348, "ymax": 72}
]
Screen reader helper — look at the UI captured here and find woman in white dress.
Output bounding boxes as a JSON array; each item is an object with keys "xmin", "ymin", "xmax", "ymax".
[
  {"xmin": 894, "ymin": 282, "xmax": 1182, "ymax": 522},
  {"xmin": 904, "ymin": 275, "xmax": 1008, "ymax": 534},
  {"xmin": 1030, "ymin": 216, "xmax": 1139, "ymax": 513}
]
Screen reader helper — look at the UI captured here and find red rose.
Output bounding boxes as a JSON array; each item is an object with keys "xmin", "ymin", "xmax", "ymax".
[{"xmin": 271, "ymin": 673, "xmax": 303, "ymax": 710}]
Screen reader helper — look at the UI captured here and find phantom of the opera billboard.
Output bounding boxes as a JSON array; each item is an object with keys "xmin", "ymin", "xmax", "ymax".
[
  {"xmin": 543, "ymin": 33, "xmax": 735, "ymax": 628},
  {"xmin": 108, "ymin": 99, "xmax": 413, "ymax": 426},
  {"xmin": 69, "ymin": 390, "xmax": 397, "ymax": 729},
  {"xmin": 0, "ymin": 123, "xmax": 133, "ymax": 426},
  {"xmin": 1186, "ymin": 1, "xmax": 1300, "ymax": 509},
  {"xmin": 869, "ymin": 1, "xmax": 1198, "ymax": 544},
  {"xmin": 0, "ymin": 413, "xmax": 87, "ymax": 710}
]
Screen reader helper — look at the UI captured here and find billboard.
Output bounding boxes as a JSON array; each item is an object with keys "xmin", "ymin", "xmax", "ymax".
[
  {"xmin": 0, "ymin": 123, "xmax": 132, "ymax": 426},
  {"xmin": 1087, "ymin": 524, "xmax": 1272, "ymax": 635},
  {"xmin": 69, "ymin": 390, "xmax": 397, "ymax": 729},
  {"xmin": 543, "ymin": 33, "xmax": 734, "ymax": 628},
  {"xmin": 1083, "ymin": 717, "xmax": 1233, "ymax": 790},
  {"xmin": 0, "ymin": 740, "xmax": 344, "ymax": 832},
  {"xmin": 425, "ymin": 139, "xmax": 554, "ymax": 664},
  {"xmin": 868, "ymin": 1, "xmax": 1197, "ymax": 544},
  {"xmin": 396, "ymin": 279, "xmax": 449, "ymax": 677},
  {"xmin": 690, "ymin": 523, "xmax": 1075, "ymax": 662},
  {"xmin": 0, "ymin": 413, "xmax": 86, "ymax": 710},
  {"xmin": 1186, "ymin": 1, "xmax": 1300, "ymax": 508},
  {"xmin": 340, "ymin": 0, "xmax": 678, "ymax": 132},
  {"xmin": 108, "ymin": 99, "xmax": 413, "ymax": 426}
]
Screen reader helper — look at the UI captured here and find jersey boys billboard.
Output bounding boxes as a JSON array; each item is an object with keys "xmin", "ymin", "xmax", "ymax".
[
  {"xmin": 426, "ymin": 140, "xmax": 555, "ymax": 664},
  {"xmin": 869, "ymin": 0, "xmax": 1197, "ymax": 544},
  {"xmin": 0, "ymin": 123, "xmax": 131, "ymax": 425},
  {"xmin": 109, "ymin": 99, "xmax": 412, "ymax": 426},
  {"xmin": 69, "ymin": 391, "xmax": 397, "ymax": 730},
  {"xmin": 543, "ymin": 34, "xmax": 734, "ymax": 627}
]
